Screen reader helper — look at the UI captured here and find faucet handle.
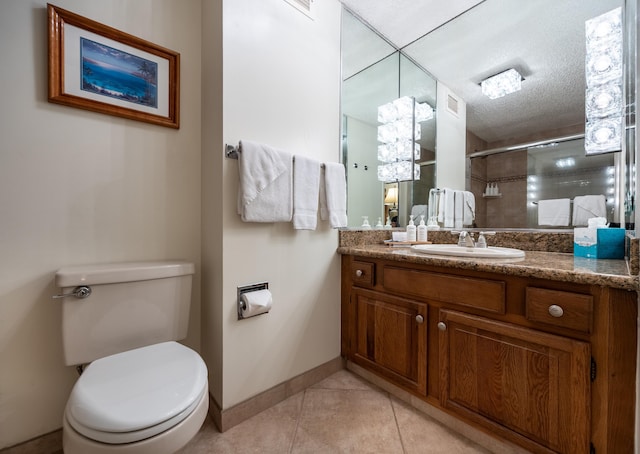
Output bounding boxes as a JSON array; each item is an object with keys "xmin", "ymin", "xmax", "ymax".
[{"xmin": 476, "ymin": 231, "xmax": 495, "ymax": 248}]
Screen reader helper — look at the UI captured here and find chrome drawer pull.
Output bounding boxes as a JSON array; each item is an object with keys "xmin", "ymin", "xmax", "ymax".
[
  {"xmin": 437, "ymin": 321, "xmax": 447, "ymax": 331},
  {"xmin": 415, "ymin": 315, "xmax": 424, "ymax": 324},
  {"xmin": 548, "ymin": 304, "xmax": 564, "ymax": 318},
  {"xmin": 355, "ymin": 269, "xmax": 364, "ymax": 277}
]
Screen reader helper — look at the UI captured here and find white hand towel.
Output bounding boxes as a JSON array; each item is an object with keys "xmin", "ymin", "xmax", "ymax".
[
  {"xmin": 572, "ymin": 195, "xmax": 607, "ymax": 226},
  {"xmin": 320, "ymin": 162, "xmax": 347, "ymax": 228},
  {"xmin": 537, "ymin": 198, "xmax": 570, "ymax": 226},
  {"xmin": 443, "ymin": 188, "xmax": 455, "ymax": 228},
  {"xmin": 463, "ymin": 191, "xmax": 476, "ymax": 226},
  {"xmin": 437, "ymin": 190, "xmax": 445, "ymax": 223},
  {"xmin": 237, "ymin": 140, "xmax": 293, "ymax": 222},
  {"xmin": 428, "ymin": 189, "xmax": 437, "ymax": 221},
  {"xmin": 454, "ymin": 191, "xmax": 464, "ymax": 229},
  {"xmin": 293, "ymin": 155, "xmax": 321, "ymax": 230}
]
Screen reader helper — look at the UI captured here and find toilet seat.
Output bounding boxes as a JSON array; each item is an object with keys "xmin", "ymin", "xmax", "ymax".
[{"xmin": 65, "ymin": 341, "xmax": 207, "ymax": 444}]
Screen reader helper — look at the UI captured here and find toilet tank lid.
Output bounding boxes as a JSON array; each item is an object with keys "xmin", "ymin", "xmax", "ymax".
[{"xmin": 55, "ymin": 261, "xmax": 195, "ymax": 287}]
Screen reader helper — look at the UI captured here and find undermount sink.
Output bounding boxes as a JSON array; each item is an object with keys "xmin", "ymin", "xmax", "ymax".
[{"xmin": 412, "ymin": 244, "xmax": 525, "ymax": 258}]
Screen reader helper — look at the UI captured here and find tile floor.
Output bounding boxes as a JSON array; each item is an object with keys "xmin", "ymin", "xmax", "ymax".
[{"xmin": 179, "ymin": 370, "xmax": 491, "ymax": 453}]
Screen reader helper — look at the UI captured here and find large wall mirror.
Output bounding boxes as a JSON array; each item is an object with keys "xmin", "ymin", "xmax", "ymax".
[
  {"xmin": 341, "ymin": 0, "xmax": 637, "ymax": 230},
  {"xmin": 341, "ymin": 9, "xmax": 437, "ymax": 228}
]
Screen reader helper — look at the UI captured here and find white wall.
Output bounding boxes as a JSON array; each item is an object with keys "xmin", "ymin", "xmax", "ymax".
[
  {"xmin": 0, "ymin": 1, "xmax": 202, "ymax": 448},
  {"xmin": 346, "ymin": 116, "xmax": 384, "ymax": 227},
  {"xmin": 210, "ymin": 0, "xmax": 342, "ymax": 409},
  {"xmin": 436, "ymin": 83, "xmax": 467, "ymax": 190}
]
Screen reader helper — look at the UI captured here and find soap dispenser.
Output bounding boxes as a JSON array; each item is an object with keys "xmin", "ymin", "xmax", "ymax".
[
  {"xmin": 406, "ymin": 215, "xmax": 417, "ymax": 242},
  {"xmin": 417, "ymin": 215, "xmax": 428, "ymax": 242},
  {"xmin": 361, "ymin": 216, "xmax": 371, "ymax": 230},
  {"xmin": 375, "ymin": 217, "xmax": 383, "ymax": 229}
]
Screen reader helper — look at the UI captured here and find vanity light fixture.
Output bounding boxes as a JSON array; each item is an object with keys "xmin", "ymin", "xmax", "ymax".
[
  {"xmin": 585, "ymin": 7, "xmax": 623, "ymax": 155},
  {"xmin": 480, "ymin": 68, "xmax": 523, "ymax": 100},
  {"xmin": 376, "ymin": 96, "xmax": 433, "ymax": 183}
]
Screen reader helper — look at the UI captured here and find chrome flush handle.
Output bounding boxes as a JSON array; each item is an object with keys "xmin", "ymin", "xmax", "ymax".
[{"xmin": 52, "ymin": 286, "xmax": 92, "ymax": 300}]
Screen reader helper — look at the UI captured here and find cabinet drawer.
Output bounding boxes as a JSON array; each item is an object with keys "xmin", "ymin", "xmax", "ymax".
[
  {"xmin": 526, "ymin": 287, "xmax": 593, "ymax": 333},
  {"xmin": 383, "ymin": 266, "xmax": 505, "ymax": 314},
  {"xmin": 351, "ymin": 261, "xmax": 375, "ymax": 288}
]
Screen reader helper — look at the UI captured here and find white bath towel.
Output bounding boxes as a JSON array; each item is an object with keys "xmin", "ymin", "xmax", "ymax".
[
  {"xmin": 537, "ymin": 198, "xmax": 570, "ymax": 226},
  {"xmin": 443, "ymin": 188, "xmax": 455, "ymax": 228},
  {"xmin": 237, "ymin": 140, "xmax": 293, "ymax": 222},
  {"xmin": 572, "ymin": 195, "xmax": 607, "ymax": 226},
  {"xmin": 454, "ymin": 191, "xmax": 464, "ymax": 229},
  {"xmin": 320, "ymin": 162, "xmax": 347, "ymax": 228},
  {"xmin": 293, "ymin": 155, "xmax": 321, "ymax": 230},
  {"xmin": 463, "ymin": 191, "xmax": 476, "ymax": 226}
]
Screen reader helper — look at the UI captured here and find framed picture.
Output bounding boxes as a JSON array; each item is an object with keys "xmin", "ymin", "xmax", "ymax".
[{"xmin": 48, "ymin": 4, "xmax": 180, "ymax": 128}]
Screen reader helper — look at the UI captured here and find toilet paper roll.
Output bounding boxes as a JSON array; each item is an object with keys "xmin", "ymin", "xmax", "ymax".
[{"xmin": 240, "ymin": 289, "xmax": 272, "ymax": 318}]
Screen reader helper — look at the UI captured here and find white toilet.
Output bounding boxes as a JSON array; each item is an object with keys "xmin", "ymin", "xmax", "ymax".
[{"xmin": 54, "ymin": 261, "xmax": 208, "ymax": 454}]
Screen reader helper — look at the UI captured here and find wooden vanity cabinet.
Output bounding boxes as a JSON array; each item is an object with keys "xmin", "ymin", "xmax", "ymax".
[
  {"xmin": 341, "ymin": 255, "xmax": 637, "ymax": 454},
  {"xmin": 439, "ymin": 309, "xmax": 590, "ymax": 453},
  {"xmin": 349, "ymin": 289, "xmax": 427, "ymax": 394}
]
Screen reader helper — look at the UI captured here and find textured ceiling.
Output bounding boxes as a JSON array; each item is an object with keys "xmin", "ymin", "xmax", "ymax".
[{"xmin": 340, "ymin": 0, "xmax": 623, "ymax": 145}]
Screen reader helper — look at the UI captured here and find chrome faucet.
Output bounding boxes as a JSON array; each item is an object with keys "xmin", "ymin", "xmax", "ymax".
[{"xmin": 455, "ymin": 231, "xmax": 475, "ymax": 247}]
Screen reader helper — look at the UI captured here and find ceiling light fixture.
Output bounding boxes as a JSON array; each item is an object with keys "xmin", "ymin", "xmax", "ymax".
[
  {"xmin": 555, "ymin": 157, "xmax": 576, "ymax": 168},
  {"xmin": 481, "ymin": 68, "xmax": 522, "ymax": 99}
]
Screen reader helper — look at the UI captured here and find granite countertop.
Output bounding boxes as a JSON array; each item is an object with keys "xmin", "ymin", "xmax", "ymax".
[{"xmin": 337, "ymin": 244, "xmax": 638, "ymax": 291}]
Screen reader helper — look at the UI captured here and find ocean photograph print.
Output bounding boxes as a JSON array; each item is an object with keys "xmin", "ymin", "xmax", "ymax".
[{"xmin": 47, "ymin": 4, "xmax": 180, "ymax": 128}]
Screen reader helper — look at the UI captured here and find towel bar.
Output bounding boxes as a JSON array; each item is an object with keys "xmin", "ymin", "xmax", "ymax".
[
  {"xmin": 225, "ymin": 143, "xmax": 326, "ymax": 168},
  {"xmin": 531, "ymin": 199, "xmax": 606, "ymax": 205},
  {"xmin": 226, "ymin": 143, "xmax": 240, "ymax": 159}
]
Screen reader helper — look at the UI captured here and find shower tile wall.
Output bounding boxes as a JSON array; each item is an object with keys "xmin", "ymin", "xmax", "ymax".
[{"xmin": 470, "ymin": 150, "xmax": 527, "ymax": 228}]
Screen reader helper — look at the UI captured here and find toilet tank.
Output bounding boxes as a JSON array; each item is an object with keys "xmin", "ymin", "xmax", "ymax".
[{"xmin": 55, "ymin": 261, "xmax": 195, "ymax": 366}]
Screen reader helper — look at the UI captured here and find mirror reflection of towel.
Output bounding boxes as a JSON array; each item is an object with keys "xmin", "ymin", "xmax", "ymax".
[
  {"xmin": 572, "ymin": 195, "xmax": 606, "ymax": 226},
  {"xmin": 537, "ymin": 198, "xmax": 570, "ymax": 226},
  {"xmin": 454, "ymin": 191, "xmax": 464, "ymax": 229},
  {"xmin": 443, "ymin": 189, "xmax": 455, "ymax": 228},
  {"xmin": 411, "ymin": 205, "xmax": 428, "ymax": 223},
  {"xmin": 463, "ymin": 191, "xmax": 475, "ymax": 226}
]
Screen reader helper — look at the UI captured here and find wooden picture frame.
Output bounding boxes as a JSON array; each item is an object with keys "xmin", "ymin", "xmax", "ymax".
[{"xmin": 47, "ymin": 4, "xmax": 180, "ymax": 129}]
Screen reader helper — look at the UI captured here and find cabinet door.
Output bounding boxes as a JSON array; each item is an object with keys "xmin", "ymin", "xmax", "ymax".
[
  {"xmin": 351, "ymin": 290, "xmax": 427, "ymax": 395},
  {"xmin": 439, "ymin": 309, "xmax": 590, "ymax": 454}
]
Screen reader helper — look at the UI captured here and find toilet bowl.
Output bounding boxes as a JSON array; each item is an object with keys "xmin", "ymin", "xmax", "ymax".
[
  {"xmin": 63, "ymin": 342, "xmax": 208, "ymax": 454},
  {"xmin": 54, "ymin": 261, "xmax": 208, "ymax": 454}
]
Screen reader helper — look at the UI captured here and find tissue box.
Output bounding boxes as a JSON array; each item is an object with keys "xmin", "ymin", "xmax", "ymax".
[
  {"xmin": 574, "ymin": 227, "xmax": 625, "ymax": 259},
  {"xmin": 574, "ymin": 228, "xmax": 597, "ymax": 258},
  {"xmin": 596, "ymin": 227, "xmax": 625, "ymax": 259}
]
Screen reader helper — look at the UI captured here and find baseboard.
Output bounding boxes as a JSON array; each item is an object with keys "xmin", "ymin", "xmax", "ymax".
[
  {"xmin": 210, "ymin": 356, "xmax": 344, "ymax": 432},
  {"xmin": 0, "ymin": 430, "xmax": 62, "ymax": 454}
]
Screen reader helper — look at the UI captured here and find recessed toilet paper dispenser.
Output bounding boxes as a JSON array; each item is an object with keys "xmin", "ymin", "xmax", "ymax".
[{"xmin": 237, "ymin": 282, "xmax": 272, "ymax": 320}]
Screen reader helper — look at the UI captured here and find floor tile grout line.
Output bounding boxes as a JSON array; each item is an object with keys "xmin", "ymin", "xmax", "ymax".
[
  {"xmin": 287, "ymin": 388, "xmax": 307, "ymax": 453},
  {"xmin": 389, "ymin": 393, "xmax": 409, "ymax": 454}
]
